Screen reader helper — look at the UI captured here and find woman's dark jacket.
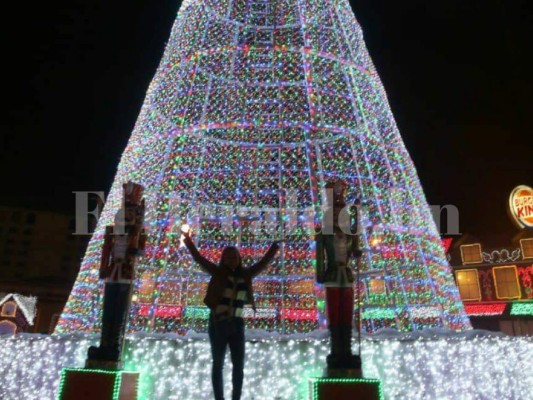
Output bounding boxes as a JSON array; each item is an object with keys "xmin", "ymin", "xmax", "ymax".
[{"xmin": 184, "ymin": 237, "xmax": 279, "ymax": 312}]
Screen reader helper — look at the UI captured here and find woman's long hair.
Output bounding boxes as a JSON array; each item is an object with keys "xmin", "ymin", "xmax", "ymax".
[{"xmin": 219, "ymin": 246, "xmax": 243, "ymax": 271}]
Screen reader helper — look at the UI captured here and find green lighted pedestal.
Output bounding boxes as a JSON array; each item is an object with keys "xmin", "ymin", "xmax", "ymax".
[
  {"xmin": 58, "ymin": 368, "xmax": 139, "ymax": 400},
  {"xmin": 309, "ymin": 377, "xmax": 383, "ymax": 400}
]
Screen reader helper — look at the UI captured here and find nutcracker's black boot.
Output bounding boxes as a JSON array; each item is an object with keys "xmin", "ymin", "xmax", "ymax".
[
  {"xmin": 340, "ymin": 326, "xmax": 361, "ymax": 369},
  {"xmin": 326, "ymin": 326, "xmax": 362, "ymax": 377},
  {"xmin": 326, "ymin": 325, "xmax": 343, "ymax": 369},
  {"xmin": 87, "ymin": 283, "xmax": 131, "ymax": 369}
]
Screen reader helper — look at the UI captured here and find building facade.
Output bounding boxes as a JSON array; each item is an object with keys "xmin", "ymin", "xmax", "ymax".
[
  {"xmin": 0, "ymin": 206, "xmax": 89, "ymax": 333},
  {"xmin": 449, "ymin": 233, "xmax": 533, "ymax": 335}
]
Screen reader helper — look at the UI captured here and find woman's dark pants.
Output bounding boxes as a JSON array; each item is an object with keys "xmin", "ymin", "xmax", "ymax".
[{"xmin": 208, "ymin": 315, "xmax": 245, "ymax": 400}]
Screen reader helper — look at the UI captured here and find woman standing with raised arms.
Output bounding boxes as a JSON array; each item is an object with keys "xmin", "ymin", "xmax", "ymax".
[{"xmin": 182, "ymin": 227, "xmax": 280, "ymax": 400}]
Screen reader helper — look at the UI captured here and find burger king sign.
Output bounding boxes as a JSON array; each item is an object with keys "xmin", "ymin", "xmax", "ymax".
[{"xmin": 509, "ymin": 185, "xmax": 533, "ymax": 229}]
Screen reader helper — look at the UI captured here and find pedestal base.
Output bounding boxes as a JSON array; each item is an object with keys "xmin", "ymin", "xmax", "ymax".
[
  {"xmin": 85, "ymin": 358, "xmax": 123, "ymax": 370},
  {"xmin": 309, "ymin": 377, "xmax": 383, "ymax": 400},
  {"xmin": 326, "ymin": 353, "xmax": 362, "ymax": 371},
  {"xmin": 325, "ymin": 368, "xmax": 363, "ymax": 378},
  {"xmin": 58, "ymin": 368, "xmax": 139, "ymax": 400}
]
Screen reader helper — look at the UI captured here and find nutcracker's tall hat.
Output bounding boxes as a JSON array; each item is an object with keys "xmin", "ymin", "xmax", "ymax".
[{"xmin": 57, "ymin": 0, "xmax": 470, "ymax": 334}]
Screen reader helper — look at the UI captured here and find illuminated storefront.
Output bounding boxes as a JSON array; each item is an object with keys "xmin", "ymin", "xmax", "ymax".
[{"xmin": 448, "ymin": 185, "xmax": 533, "ymax": 335}]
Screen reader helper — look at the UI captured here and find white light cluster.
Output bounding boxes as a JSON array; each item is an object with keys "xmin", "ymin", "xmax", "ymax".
[{"xmin": 0, "ymin": 334, "xmax": 531, "ymax": 399}]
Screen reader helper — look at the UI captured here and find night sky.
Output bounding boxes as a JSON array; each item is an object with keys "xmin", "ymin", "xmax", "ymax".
[{"xmin": 1, "ymin": 0, "xmax": 531, "ymax": 243}]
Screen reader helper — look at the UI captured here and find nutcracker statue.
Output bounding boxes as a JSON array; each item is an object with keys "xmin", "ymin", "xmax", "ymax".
[
  {"xmin": 315, "ymin": 179, "xmax": 363, "ymax": 376},
  {"xmin": 86, "ymin": 181, "xmax": 146, "ymax": 369}
]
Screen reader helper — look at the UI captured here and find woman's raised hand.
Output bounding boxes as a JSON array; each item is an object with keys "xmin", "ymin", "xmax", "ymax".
[{"xmin": 181, "ymin": 224, "xmax": 191, "ymax": 239}]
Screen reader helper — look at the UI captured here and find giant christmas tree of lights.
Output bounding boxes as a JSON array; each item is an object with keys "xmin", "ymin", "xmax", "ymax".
[{"xmin": 57, "ymin": 0, "xmax": 471, "ymax": 335}]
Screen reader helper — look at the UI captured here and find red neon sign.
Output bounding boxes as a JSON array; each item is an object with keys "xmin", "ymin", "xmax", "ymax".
[
  {"xmin": 280, "ymin": 308, "xmax": 318, "ymax": 321},
  {"xmin": 138, "ymin": 305, "xmax": 183, "ymax": 318},
  {"xmin": 464, "ymin": 303, "xmax": 506, "ymax": 316}
]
